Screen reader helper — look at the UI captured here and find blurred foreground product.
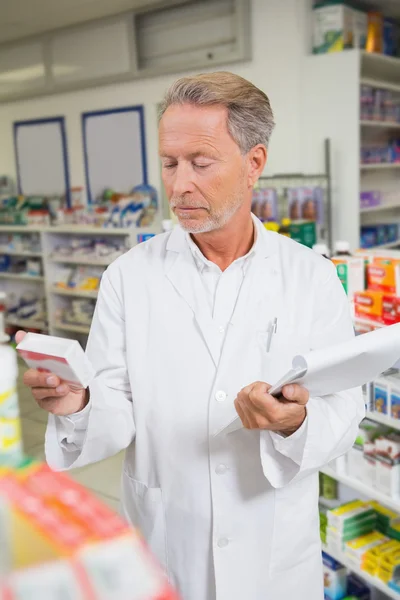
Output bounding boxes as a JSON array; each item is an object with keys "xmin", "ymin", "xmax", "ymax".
[
  {"xmin": 0, "ymin": 459, "xmax": 179, "ymax": 599},
  {"xmin": 0, "ymin": 344, "xmax": 22, "ymax": 467}
]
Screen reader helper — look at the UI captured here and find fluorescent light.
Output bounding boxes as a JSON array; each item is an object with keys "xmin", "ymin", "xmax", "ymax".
[{"xmin": 0, "ymin": 65, "xmax": 45, "ymax": 83}]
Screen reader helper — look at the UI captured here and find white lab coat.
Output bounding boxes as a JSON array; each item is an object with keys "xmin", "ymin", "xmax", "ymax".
[{"xmin": 45, "ymin": 217, "xmax": 364, "ymax": 600}]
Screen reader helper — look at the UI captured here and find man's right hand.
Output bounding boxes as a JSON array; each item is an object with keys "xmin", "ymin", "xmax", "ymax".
[{"xmin": 16, "ymin": 330, "xmax": 89, "ymax": 416}]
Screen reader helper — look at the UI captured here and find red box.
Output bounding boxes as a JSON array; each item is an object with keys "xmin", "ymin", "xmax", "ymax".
[{"xmin": 382, "ymin": 295, "xmax": 400, "ymax": 325}]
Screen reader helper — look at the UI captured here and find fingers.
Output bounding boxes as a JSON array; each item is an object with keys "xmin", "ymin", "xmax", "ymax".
[
  {"xmin": 32, "ymin": 384, "xmax": 69, "ymax": 402},
  {"xmin": 15, "ymin": 330, "xmax": 26, "ymax": 345},
  {"xmin": 23, "ymin": 369, "xmax": 61, "ymax": 389},
  {"xmin": 281, "ymin": 384, "xmax": 309, "ymax": 406}
]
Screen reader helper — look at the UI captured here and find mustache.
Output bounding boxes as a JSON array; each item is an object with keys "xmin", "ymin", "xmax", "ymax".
[{"xmin": 170, "ymin": 196, "xmax": 208, "ymax": 210}]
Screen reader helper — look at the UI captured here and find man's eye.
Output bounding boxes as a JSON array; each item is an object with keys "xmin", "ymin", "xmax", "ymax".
[
  {"xmin": 194, "ymin": 163, "xmax": 210, "ymax": 169},
  {"xmin": 163, "ymin": 164, "xmax": 176, "ymax": 169}
]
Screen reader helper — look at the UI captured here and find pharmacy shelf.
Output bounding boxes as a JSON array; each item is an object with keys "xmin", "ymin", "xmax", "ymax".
[
  {"xmin": 0, "ymin": 226, "xmax": 43, "ymax": 233},
  {"xmin": 51, "ymin": 287, "xmax": 98, "ymax": 299},
  {"xmin": 0, "ymin": 223, "xmax": 161, "ymax": 337},
  {"xmin": 0, "ymin": 249, "xmax": 42, "ymax": 257},
  {"xmin": 0, "ymin": 273, "xmax": 44, "ymax": 282},
  {"xmin": 361, "ymin": 77, "xmax": 400, "ymax": 94},
  {"xmin": 363, "ymin": 241, "xmax": 400, "ymax": 250},
  {"xmin": 360, "ymin": 120, "xmax": 400, "ymax": 129},
  {"xmin": 353, "ymin": 317, "xmax": 385, "ymax": 329},
  {"xmin": 6, "ymin": 317, "xmax": 47, "ymax": 330},
  {"xmin": 365, "ymin": 411, "xmax": 400, "ymax": 430},
  {"xmin": 361, "ymin": 51, "xmax": 400, "ymax": 85},
  {"xmin": 49, "ymin": 255, "xmax": 113, "ymax": 266},
  {"xmin": 53, "ymin": 321, "xmax": 91, "ymax": 334},
  {"xmin": 360, "ymin": 203, "xmax": 400, "ymax": 214},
  {"xmin": 321, "ymin": 542, "xmax": 400, "ymax": 600},
  {"xmin": 360, "ymin": 163, "xmax": 400, "ymax": 171},
  {"xmin": 47, "ymin": 226, "xmax": 134, "ymax": 235},
  {"xmin": 320, "ymin": 466, "xmax": 400, "ymax": 513}
]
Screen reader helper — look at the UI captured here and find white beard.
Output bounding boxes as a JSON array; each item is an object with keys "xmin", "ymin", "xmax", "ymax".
[{"xmin": 172, "ymin": 190, "xmax": 245, "ymax": 234}]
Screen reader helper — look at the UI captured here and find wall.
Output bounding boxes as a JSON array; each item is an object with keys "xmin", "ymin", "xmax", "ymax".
[{"xmin": 0, "ymin": 0, "xmax": 312, "ymax": 203}]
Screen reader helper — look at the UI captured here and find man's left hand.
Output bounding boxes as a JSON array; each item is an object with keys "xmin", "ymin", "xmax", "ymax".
[{"xmin": 234, "ymin": 382, "xmax": 308, "ymax": 437}]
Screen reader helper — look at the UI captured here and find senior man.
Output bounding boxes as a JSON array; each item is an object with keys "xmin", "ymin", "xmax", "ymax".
[{"xmin": 19, "ymin": 72, "xmax": 364, "ymax": 600}]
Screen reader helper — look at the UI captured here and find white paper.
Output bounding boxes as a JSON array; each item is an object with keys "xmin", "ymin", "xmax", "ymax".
[
  {"xmin": 294, "ymin": 321, "xmax": 400, "ymax": 397},
  {"xmin": 215, "ymin": 322, "xmax": 400, "ymax": 436}
]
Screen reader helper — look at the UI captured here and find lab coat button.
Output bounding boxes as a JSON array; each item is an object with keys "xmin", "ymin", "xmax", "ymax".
[
  {"xmin": 215, "ymin": 464, "xmax": 227, "ymax": 475},
  {"xmin": 215, "ymin": 390, "xmax": 227, "ymax": 402},
  {"xmin": 217, "ymin": 538, "xmax": 229, "ymax": 548},
  {"xmin": 218, "ymin": 326, "xmax": 225, "ymax": 334}
]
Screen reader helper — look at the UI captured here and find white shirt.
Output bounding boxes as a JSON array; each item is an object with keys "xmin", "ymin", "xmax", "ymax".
[{"xmin": 186, "ymin": 229, "xmax": 258, "ymax": 358}]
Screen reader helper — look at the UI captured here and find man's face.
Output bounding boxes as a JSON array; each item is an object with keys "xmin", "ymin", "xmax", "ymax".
[{"xmin": 159, "ymin": 103, "xmax": 248, "ymax": 233}]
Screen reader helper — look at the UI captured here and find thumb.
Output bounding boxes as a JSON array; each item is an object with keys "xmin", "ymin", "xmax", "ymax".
[{"xmin": 15, "ymin": 330, "xmax": 26, "ymax": 345}]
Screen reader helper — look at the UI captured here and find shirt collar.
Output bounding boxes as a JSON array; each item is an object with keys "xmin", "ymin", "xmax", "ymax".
[{"xmin": 186, "ymin": 214, "xmax": 260, "ymax": 273}]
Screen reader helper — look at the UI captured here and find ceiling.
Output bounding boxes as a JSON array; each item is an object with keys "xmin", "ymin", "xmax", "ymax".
[{"xmin": 0, "ymin": 0, "xmax": 190, "ymax": 44}]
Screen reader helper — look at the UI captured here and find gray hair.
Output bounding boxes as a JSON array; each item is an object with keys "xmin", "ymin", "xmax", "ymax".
[{"xmin": 159, "ymin": 71, "xmax": 275, "ymax": 153}]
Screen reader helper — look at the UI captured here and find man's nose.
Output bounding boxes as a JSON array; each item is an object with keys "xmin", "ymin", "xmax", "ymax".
[{"xmin": 171, "ymin": 162, "xmax": 195, "ymax": 197}]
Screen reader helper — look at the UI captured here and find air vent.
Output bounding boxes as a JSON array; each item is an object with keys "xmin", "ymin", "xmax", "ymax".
[{"xmin": 135, "ymin": 0, "xmax": 250, "ymax": 75}]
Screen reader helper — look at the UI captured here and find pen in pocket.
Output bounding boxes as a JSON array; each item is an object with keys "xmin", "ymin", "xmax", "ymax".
[{"xmin": 266, "ymin": 317, "xmax": 278, "ymax": 352}]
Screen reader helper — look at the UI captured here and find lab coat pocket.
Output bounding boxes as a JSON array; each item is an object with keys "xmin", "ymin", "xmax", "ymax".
[
  {"xmin": 269, "ymin": 476, "xmax": 320, "ymax": 575},
  {"xmin": 121, "ymin": 473, "xmax": 168, "ymax": 575}
]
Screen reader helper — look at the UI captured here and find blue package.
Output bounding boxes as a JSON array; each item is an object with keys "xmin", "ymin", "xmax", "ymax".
[
  {"xmin": 360, "ymin": 226, "xmax": 378, "ymax": 249},
  {"xmin": 385, "ymin": 223, "xmax": 398, "ymax": 243},
  {"xmin": 0, "ymin": 255, "xmax": 10, "ymax": 272},
  {"xmin": 347, "ymin": 573, "xmax": 370, "ymax": 600},
  {"xmin": 377, "ymin": 224, "xmax": 386, "ymax": 245},
  {"xmin": 384, "ymin": 19, "xmax": 397, "ymax": 57},
  {"xmin": 132, "ymin": 184, "xmax": 158, "ymax": 211},
  {"xmin": 137, "ymin": 233, "xmax": 155, "ymax": 243}
]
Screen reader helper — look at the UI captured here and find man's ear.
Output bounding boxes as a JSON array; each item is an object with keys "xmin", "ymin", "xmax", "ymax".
[{"xmin": 247, "ymin": 144, "xmax": 267, "ymax": 188}]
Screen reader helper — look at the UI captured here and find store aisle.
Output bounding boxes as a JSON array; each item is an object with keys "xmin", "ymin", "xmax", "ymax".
[{"xmin": 17, "ymin": 360, "xmax": 124, "ymax": 513}]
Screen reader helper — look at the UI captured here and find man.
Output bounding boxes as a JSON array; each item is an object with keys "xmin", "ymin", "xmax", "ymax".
[{"xmin": 20, "ymin": 72, "xmax": 364, "ymax": 600}]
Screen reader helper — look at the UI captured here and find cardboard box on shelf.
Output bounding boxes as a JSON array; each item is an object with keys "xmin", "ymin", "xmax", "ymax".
[
  {"xmin": 375, "ymin": 434, "xmax": 400, "ymax": 498},
  {"xmin": 367, "ymin": 260, "xmax": 400, "ymax": 295},
  {"xmin": 322, "ymin": 551, "xmax": 347, "ymax": 600},
  {"xmin": 354, "ymin": 290, "xmax": 383, "ymax": 323},
  {"xmin": 332, "ymin": 257, "xmax": 365, "ymax": 297}
]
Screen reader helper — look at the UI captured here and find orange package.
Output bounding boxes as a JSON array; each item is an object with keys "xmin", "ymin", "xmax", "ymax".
[
  {"xmin": 367, "ymin": 260, "xmax": 400, "ymax": 295},
  {"xmin": 354, "ymin": 290, "xmax": 384, "ymax": 322}
]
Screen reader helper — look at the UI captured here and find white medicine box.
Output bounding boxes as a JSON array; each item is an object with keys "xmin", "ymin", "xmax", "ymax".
[{"xmin": 17, "ymin": 333, "xmax": 95, "ymax": 390}]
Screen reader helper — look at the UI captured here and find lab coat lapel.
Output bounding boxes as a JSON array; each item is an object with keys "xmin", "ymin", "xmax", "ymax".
[{"xmin": 165, "ymin": 227, "xmax": 220, "ymax": 367}]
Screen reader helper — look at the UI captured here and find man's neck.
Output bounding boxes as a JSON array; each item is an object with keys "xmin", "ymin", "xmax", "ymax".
[{"xmin": 191, "ymin": 213, "xmax": 254, "ymax": 272}]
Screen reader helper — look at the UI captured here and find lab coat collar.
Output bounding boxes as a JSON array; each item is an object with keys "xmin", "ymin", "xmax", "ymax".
[
  {"xmin": 165, "ymin": 214, "xmax": 281, "ymax": 368},
  {"xmin": 166, "ymin": 214, "xmax": 279, "ymax": 259}
]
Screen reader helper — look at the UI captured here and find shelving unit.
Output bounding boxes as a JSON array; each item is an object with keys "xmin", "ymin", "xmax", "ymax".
[
  {"xmin": 360, "ymin": 203, "xmax": 400, "ymax": 214},
  {"xmin": 0, "ymin": 223, "xmax": 160, "ymax": 338},
  {"xmin": 353, "ymin": 316, "xmax": 385, "ymax": 328},
  {"xmin": 53, "ymin": 322, "xmax": 91, "ymax": 334},
  {"xmin": 0, "ymin": 273, "xmax": 44, "ymax": 282},
  {"xmin": 0, "ymin": 250, "xmax": 42, "ymax": 257},
  {"xmin": 49, "ymin": 255, "xmax": 113, "ymax": 266},
  {"xmin": 365, "ymin": 410, "xmax": 400, "ymax": 430},
  {"xmin": 301, "ymin": 49, "xmax": 400, "ymax": 249},
  {"xmin": 52, "ymin": 288, "xmax": 98, "ymax": 299},
  {"xmin": 6, "ymin": 317, "xmax": 47, "ymax": 331},
  {"xmin": 360, "ymin": 163, "xmax": 400, "ymax": 171},
  {"xmin": 360, "ymin": 121, "xmax": 400, "ymax": 129},
  {"xmin": 321, "ymin": 543, "xmax": 400, "ymax": 600},
  {"xmin": 362, "ymin": 241, "xmax": 400, "ymax": 250},
  {"xmin": 320, "ymin": 466, "xmax": 400, "ymax": 513}
]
